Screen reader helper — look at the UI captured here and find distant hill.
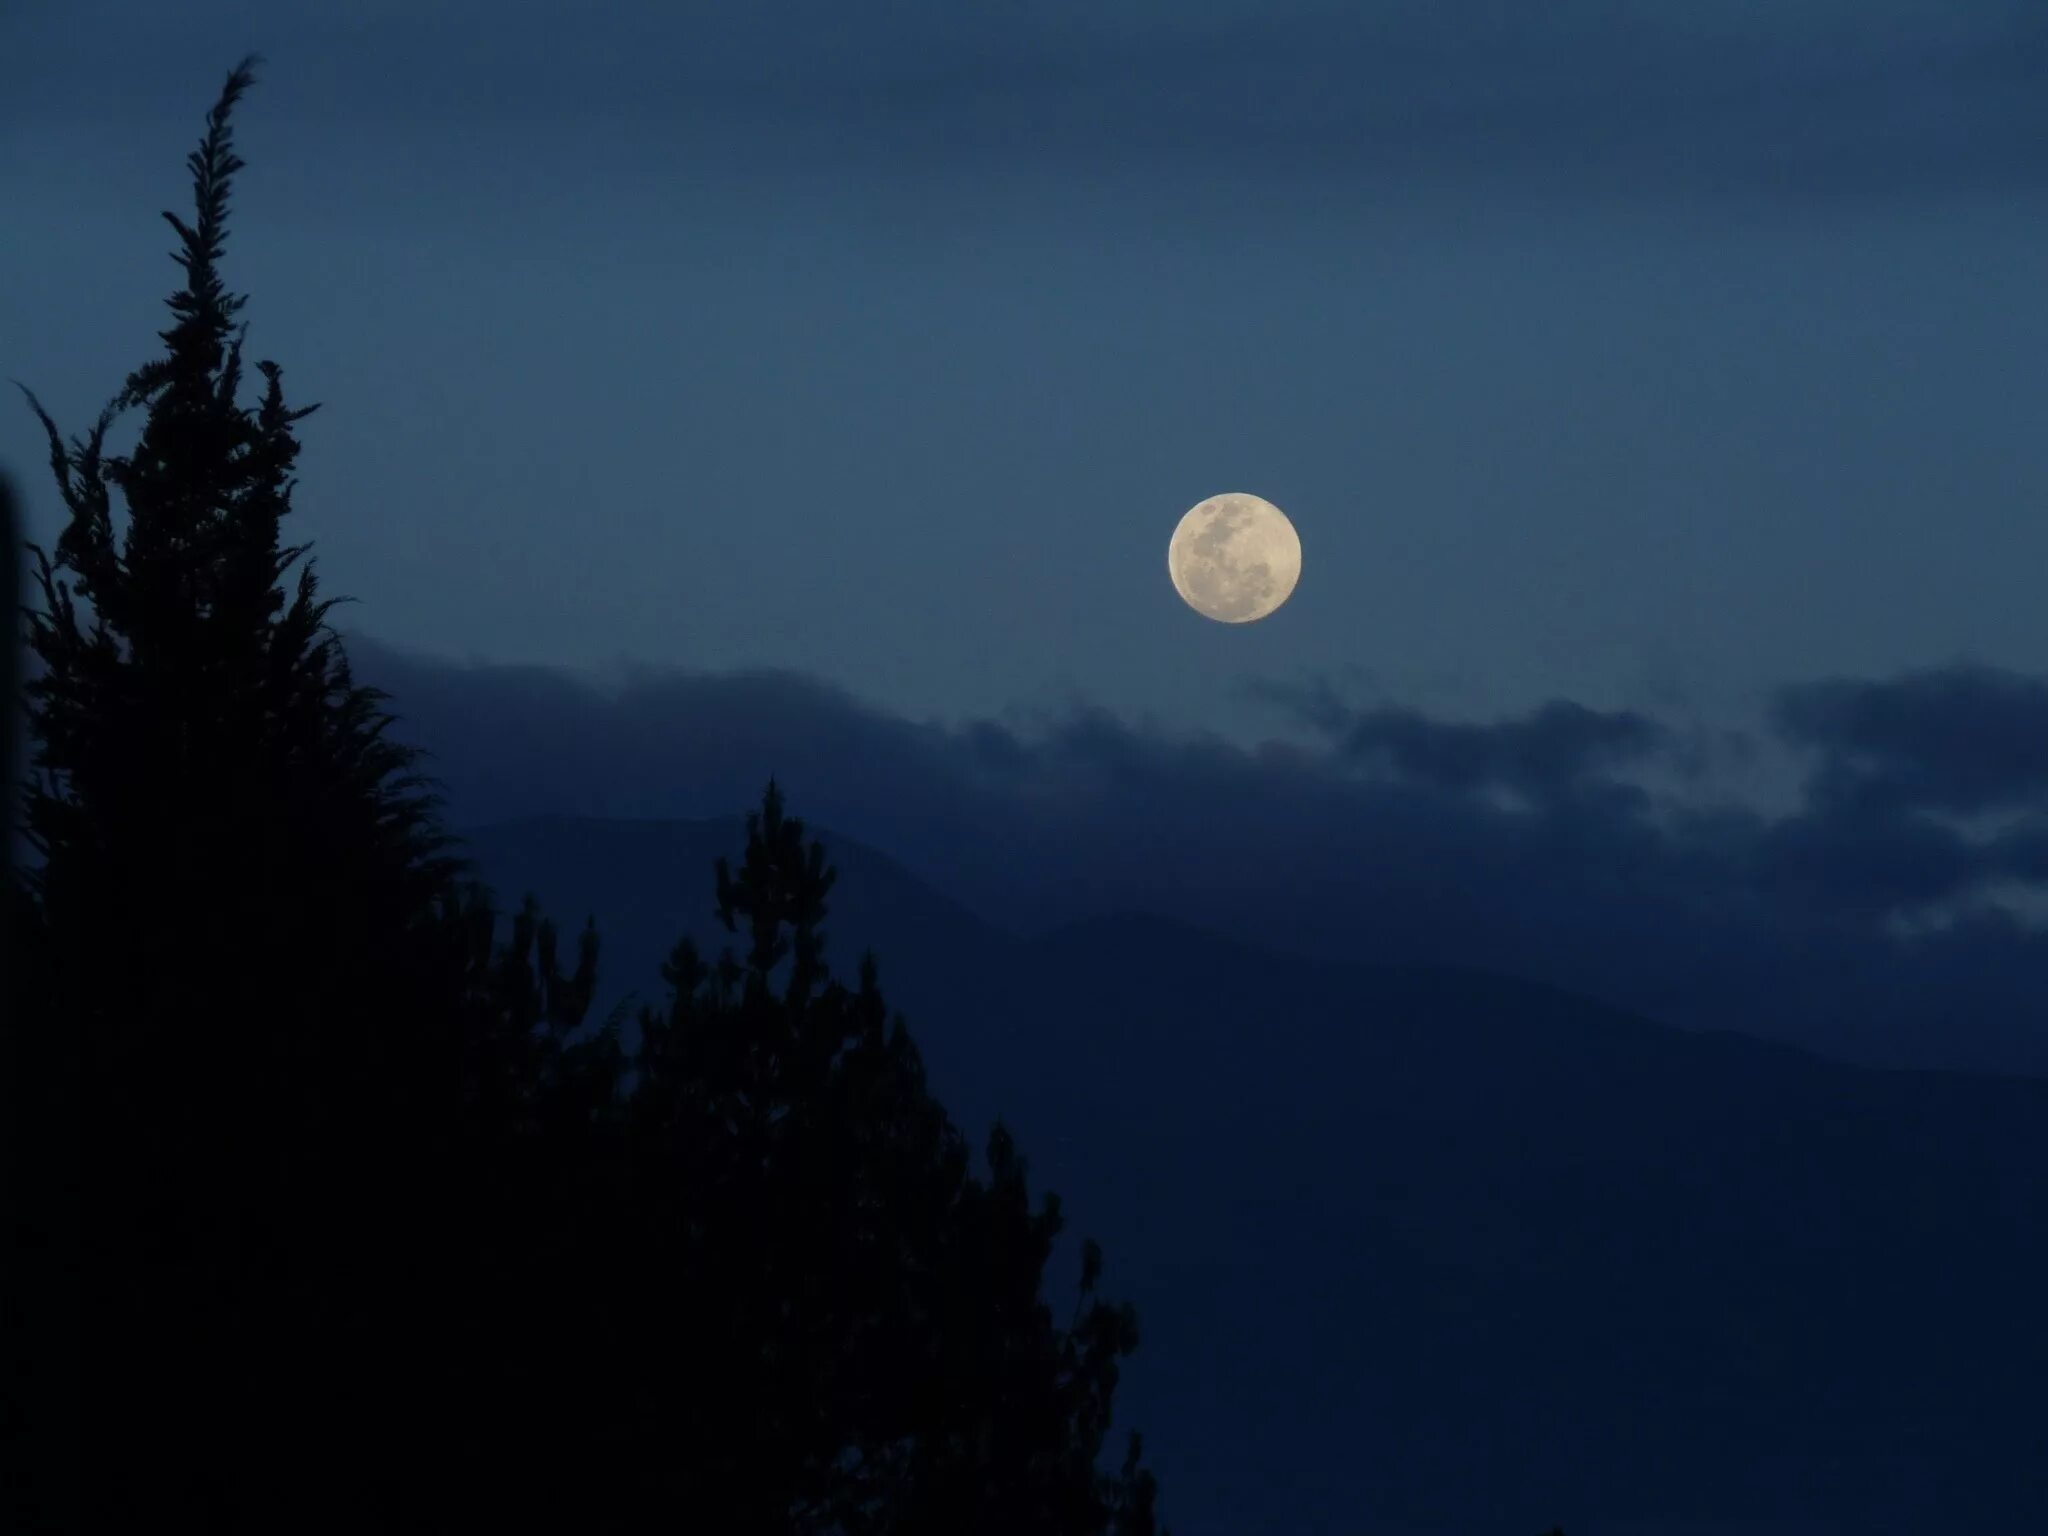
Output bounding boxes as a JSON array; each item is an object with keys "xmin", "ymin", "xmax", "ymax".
[{"xmin": 459, "ymin": 814, "xmax": 2048, "ymax": 1536}]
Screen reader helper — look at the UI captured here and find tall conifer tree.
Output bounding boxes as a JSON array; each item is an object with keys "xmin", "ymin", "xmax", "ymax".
[
  {"xmin": 12, "ymin": 56, "xmax": 485, "ymax": 1525},
  {"xmin": 602, "ymin": 781, "xmax": 1168, "ymax": 1535},
  {"xmin": 10, "ymin": 57, "xmax": 1168, "ymax": 1534}
]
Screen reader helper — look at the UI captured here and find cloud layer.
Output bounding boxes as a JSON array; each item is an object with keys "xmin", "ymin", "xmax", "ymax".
[
  {"xmin": 17, "ymin": 2, "xmax": 2048, "ymax": 204},
  {"xmin": 351, "ymin": 634, "xmax": 2048, "ymax": 1078}
]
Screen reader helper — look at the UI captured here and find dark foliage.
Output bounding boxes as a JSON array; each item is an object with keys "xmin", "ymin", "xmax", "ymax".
[
  {"xmin": 599, "ymin": 781, "xmax": 1165, "ymax": 1533},
  {"xmin": 6, "ymin": 56, "xmax": 1162, "ymax": 1534},
  {"xmin": 8, "ymin": 52, "xmax": 484, "ymax": 1528}
]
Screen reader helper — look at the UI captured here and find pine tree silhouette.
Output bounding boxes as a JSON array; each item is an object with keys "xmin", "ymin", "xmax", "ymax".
[
  {"xmin": 11, "ymin": 56, "xmax": 1168, "ymax": 1534},
  {"xmin": 8, "ymin": 56, "xmax": 506, "ymax": 1527},
  {"xmin": 593, "ymin": 780, "xmax": 1168, "ymax": 1534}
]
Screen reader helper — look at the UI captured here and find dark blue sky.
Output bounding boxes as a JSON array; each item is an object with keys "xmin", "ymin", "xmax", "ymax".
[{"xmin": 8, "ymin": 2, "xmax": 2048, "ymax": 1071}]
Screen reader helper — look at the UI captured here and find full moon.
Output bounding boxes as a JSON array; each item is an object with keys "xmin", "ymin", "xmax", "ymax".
[{"xmin": 1167, "ymin": 492, "xmax": 1302, "ymax": 624}]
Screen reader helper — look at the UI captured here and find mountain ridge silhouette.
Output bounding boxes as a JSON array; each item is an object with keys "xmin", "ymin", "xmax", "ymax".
[{"xmin": 458, "ymin": 811, "xmax": 2048, "ymax": 1535}]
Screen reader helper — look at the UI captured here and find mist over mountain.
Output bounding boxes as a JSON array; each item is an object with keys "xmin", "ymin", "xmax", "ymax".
[
  {"xmin": 461, "ymin": 811, "xmax": 2048, "ymax": 1535},
  {"xmin": 366, "ymin": 636, "xmax": 2048, "ymax": 1080}
]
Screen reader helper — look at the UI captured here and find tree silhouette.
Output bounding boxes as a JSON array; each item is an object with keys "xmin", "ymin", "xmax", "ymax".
[
  {"xmin": 0, "ymin": 470, "xmax": 52, "ymax": 1531},
  {"xmin": 10, "ymin": 57, "xmax": 1166, "ymax": 1535},
  {"xmin": 436, "ymin": 782, "xmax": 1169, "ymax": 1532},
  {"xmin": 6, "ymin": 54, "xmax": 503, "ymax": 1526},
  {"xmin": 595, "ymin": 780, "xmax": 1166, "ymax": 1534}
]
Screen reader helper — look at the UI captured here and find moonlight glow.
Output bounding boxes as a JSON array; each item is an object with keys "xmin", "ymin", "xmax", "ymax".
[{"xmin": 1166, "ymin": 493, "xmax": 1302, "ymax": 624}]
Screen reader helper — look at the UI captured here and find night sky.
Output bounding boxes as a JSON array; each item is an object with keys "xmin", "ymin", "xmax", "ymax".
[{"xmin": 8, "ymin": 3, "xmax": 2048, "ymax": 1074}]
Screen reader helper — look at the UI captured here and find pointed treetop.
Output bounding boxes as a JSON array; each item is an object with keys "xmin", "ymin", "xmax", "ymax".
[
  {"xmin": 16, "ymin": 52, "xmax": 320, "ymax": 633},
  {"xmin": 123, "ymin": 52, "xmax": 266, "ymax": 417}
]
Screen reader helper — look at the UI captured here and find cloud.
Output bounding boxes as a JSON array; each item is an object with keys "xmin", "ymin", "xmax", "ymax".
[
  {"xmin": 349, "ymin": 633, "xmax": 2048, "ymax": 1078},
  {"xmin": 823, "ymin": 2, "xmax": 2048, "ymax": 203},
  {"xmin": 1275, "ymin": 689, "xmax": 1668, "ymax": 805},
  {"xmin": 15, "ymin": 2, "xmax": 2048, "ymax": 205},
  {"xmin": 1772, "ymin": 663, "xmax": 2048, "ymax": 817}
]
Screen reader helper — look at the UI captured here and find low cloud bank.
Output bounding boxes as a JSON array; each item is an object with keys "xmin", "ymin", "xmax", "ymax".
[{"xmin": 352, "ymin": 635, "xmax": 2048, "ymax": 1077}]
